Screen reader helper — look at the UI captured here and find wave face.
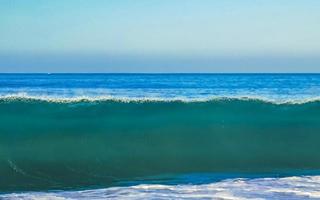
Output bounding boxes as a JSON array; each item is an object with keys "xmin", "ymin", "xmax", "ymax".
[
  {"xmin": 2, "ymin": 176, "xmax": 320, "ymax": 200},
  {"xmin": 1, "ymin": 98, "xmax": 320, "ymax": 192}
]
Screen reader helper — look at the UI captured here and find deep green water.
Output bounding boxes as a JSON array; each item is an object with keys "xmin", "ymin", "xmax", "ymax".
[{"xmin": 1, "ymin": 98, "xmax": 320, "ymax": 192}]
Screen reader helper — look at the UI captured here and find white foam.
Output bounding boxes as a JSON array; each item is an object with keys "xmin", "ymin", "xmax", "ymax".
[
  {"xmin": 1, "ymin": 93, "xmax": 320, "ymax": 105},
  {"xmin": 2, "ymin": 176, "xmax": 320, "ymax": 200}
]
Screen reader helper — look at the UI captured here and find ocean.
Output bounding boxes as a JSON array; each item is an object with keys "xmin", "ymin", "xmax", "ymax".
[{"xmin": 1, "ymin": 73, "xmax": 320, "ymax": 200}]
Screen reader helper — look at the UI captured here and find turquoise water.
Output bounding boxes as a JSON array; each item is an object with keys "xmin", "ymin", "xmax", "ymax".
[
  {"xmin": 1, "ymin": 98, "xmax": 320, "ymax": 191},
  {"xmin": 1, "ymin": 74, "xmax": 320, "ymax": 199}
]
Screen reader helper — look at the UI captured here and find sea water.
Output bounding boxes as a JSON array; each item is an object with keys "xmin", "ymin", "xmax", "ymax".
[{"xmin": 1, "ymin": 73, "xmax": 320, "ymax": 199}]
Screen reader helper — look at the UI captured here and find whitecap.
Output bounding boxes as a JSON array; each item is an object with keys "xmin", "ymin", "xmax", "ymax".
[{"xmin": 2, "ymin": 176, "xmax": 320, "ymax": 200}]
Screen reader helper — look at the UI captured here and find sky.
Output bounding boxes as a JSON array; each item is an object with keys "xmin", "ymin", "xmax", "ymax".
[{"xmin": 0, "ymin": 0, "xmax": 320, "ymax": 72}]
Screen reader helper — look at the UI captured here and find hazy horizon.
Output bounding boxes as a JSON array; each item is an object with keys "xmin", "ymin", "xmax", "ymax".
[{"xmin": 1, "ymin": 1, "xmax": 320, "ymax": 72}]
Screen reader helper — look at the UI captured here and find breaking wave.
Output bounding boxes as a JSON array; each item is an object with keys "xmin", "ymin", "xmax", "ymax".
[
  {"xmin": 1, "ymin": 97, "xmax": 320, "ymax": 192},
  {"xmin": 1, "ymin": 175, "xmax": 320, "ymax": 200},
  {"xmin": 1, "ymin": 93, "xmax": 320, "ymax": 104}
]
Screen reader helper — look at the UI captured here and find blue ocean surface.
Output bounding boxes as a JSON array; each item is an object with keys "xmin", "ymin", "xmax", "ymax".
[
  {"xmin": 1, "ymin": 73, "xmax": 320, "ymax": 200},
  {"xmin": 1, "ymin": 73, "xmax": 320, "ymax": 101}
]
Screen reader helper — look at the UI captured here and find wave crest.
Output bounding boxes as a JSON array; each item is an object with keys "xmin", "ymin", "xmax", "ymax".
[{"xmin": 1, "ymin": 93, "xmax": 320, "ymax": 104}]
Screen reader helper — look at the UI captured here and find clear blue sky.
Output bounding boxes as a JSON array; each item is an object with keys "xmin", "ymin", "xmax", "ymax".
[{"xmin": 0, "ymin": 0, "xmax": 319, "ymax": 72}]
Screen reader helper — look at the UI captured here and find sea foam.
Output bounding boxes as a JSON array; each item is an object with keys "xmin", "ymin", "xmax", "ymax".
[
  {"xmin": 1, "ymin": 93, "xmax": 320, "ymax": 104},
  {"xmin": 1, "ymin": 176, "xmax": 320, "ymax": 200}
]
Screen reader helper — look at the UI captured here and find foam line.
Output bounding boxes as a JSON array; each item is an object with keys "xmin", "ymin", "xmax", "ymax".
[{"xmin": 1, "ymin": 93, "xmax": 320, "ymax": 104}]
